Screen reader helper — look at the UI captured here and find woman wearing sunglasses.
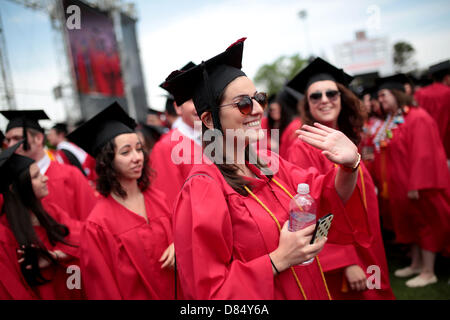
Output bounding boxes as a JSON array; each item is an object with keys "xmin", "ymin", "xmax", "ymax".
[
  {"xmin": 0, "ymin": 141, "xmax": 83, "ymax": 300},
  {"xmin": 375, "ymin": 77, "xmax": 450, "ymax": 288},
  {"xmin": 163, "ymin": 38, "xmax": 361, "ymax": 300},
  {"xmin": 286, "ymin": 58, "xmax": 394, "ymax": 299}
]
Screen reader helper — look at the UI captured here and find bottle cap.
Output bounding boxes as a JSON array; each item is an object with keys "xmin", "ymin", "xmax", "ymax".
[{"xmin": 297, "ymin": 183, "xmax": 310, "ymax": 194}]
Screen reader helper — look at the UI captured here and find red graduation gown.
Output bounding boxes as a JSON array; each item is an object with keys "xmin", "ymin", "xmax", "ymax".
[
  {"xmin": 279, "ymin": 117, "xmax": 302, "ymax": 159},
  {"xmin": 173, "ymin": 151, "xmax": 348, "ymax": 300},
  {"xmin": 414, "ymin": 83, "xmax": 450, "ymax": 158},
  {"xmin": 42, "ymin": 161, "xmax": 97, "ymax": 221},
  {"xmin": 150, "ymin": 128, "xmax": 202, "ymax": 213},
  {"xmin": 287, "ymin": 139, "xmax": 395, "ymax": 300},
  {"xmin": 0, "ymin": 202, "xmax": 83, "ymax": 300},
  {"xmin": 80, "ymin": 186, "xmax": 175, "ymax": 299},
  {"xmin": 382, "ymin": 107, "xmax": 450, "ymax": 254},
  {"xmin": 0, "ymin": 223, "xmax": 36, "ymax": 299}
]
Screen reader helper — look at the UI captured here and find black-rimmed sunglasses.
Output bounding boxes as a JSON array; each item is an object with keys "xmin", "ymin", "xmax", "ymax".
[
  {"xmin": 309, "ymin": 90, "xmax": 340, "ymax": 102},
  {"xmin": 219, "ymin": 92, "xmax": 268, "ymax": 115}
]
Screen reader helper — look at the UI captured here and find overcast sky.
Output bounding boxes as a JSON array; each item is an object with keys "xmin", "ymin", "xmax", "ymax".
[{"xmin": 1, "ymin": 0, "xmax": 450, "ymax": 130}]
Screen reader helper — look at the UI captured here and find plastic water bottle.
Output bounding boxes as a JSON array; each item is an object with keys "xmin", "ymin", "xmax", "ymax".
[{"xmin": 288, "ymin": 183, "xmax": 317, "ymax": 265}]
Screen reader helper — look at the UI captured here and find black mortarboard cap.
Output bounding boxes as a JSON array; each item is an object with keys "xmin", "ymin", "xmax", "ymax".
[
  {"xmin": 66, "ymin": 102, "xmax": 137, "ymax": 157},
  {"xmin": 1, "ymin": 109, "xmax": 50, "ymax": 151},
  {"xmin": 0, "ymin": 129, "xmax": 4, "ymax": 146},
  {"xmin": 286, "ymin": 57, "xmax": 354, "ymax": 94},
  {"xmin": 429, "ymin": 60, "xmax": 450, "ymax": 80},
  {"xmin": 376, "ymin": 74, "xmax": 406, "ymax": 93},
  {"xmin": 160, "ymin": 61, "xmax": 197, "ymax": 112},
  {"xmin": 0, "ymin": 141, "xmax": 35, "ymax": 193},
  {"xmin": 1, "ymin": 110, "xmax": 49, "ymax": 133},
  {"xmin": 161, "ymin": 38, "xmax": 247, "ymax": 131},
  {"xmin": 429, "ymin": 60, "xmax": 450, "ymax": 75},
  {"xmin": 159, "ymin": 61, "xmax": 197, "ymax": 94}
]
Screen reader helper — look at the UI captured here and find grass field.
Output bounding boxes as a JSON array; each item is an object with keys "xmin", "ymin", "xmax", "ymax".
[{"xmin": 383, "ymin": 230, "xmax": 450, "ymax": 300}]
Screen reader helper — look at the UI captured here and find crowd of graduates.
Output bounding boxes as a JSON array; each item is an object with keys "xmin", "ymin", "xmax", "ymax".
[{"xmin": 0, "ymin": 37, "xmax": 449, "ymax": 300}]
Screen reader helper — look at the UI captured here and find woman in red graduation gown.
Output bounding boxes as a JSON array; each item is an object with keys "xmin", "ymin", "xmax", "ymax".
[
  {"xmin": 376, "ymin": 79, "xmax": 450, "ymax": 288},
  {"xmin": 68, "ymin": 102, "xmax": 176, "ymax": 300},
  {"xmin": 0, "ymin": 223, "xmax": 36, "ymax": 299},
  {"xmin": 163, "ymin": 38, "xmax": 361, "ymax": 300},
  {"xmin": 286, "ymin": 58, "xmax": 394, "ymax": 299},
  {"xmin": 0, "ymin": 142, "xmax": 83, "ymax": 300}
]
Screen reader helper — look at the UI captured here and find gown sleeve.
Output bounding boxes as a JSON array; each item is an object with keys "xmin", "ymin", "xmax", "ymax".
[
  {"xmin": 173, "ymin": 174, "xmax": 274, "ymax": 300},
  {"xmin": 69, "ymin": 166, "xmax": 98, "ymax": 221},
  {"xmin": 0, "ymin": 232, "xmax": 36, "ymax": 299},
  {"xmin": 150, "ymin": 138, "xmax": 185, "ymax": 214},
  {"xmin": 43, "ymin": 201, "xmax": 83, "ymax": 259},
  {"xmin": 80, "ymin": 221, "xmax": 122, "ymax": 299}
]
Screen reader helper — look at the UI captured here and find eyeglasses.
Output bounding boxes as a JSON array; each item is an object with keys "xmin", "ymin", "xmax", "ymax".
[
  {"xmin": 219, "ymin": 92, "xmax": 268, "ymax": 115},
  {"xmin": 309, "ymin": 90, "xmax": 340, "ymax": 103}
]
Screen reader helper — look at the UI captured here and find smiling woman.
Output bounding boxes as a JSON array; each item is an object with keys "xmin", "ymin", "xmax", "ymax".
[
  {"xmin": 162, "ymin": 38, "xmax": 361, "ymax": 300},
  {"xmin": 286, "ymin": 57, "xmax": 395, "ymax": 300}
]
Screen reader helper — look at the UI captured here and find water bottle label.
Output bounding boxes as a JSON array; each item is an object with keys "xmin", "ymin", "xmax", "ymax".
[{"xmin": 288, "ymin": 211, "xmax": 316, "ymax": 232}]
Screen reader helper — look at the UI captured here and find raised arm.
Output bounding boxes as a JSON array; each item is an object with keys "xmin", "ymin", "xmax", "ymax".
[{"xmin": 296, "ymin": 122, "xmax": 359, "ymax": 203}]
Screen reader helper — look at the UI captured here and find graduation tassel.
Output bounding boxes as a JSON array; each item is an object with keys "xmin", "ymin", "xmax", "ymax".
[
  {"xmin": 22, "ymin": 119, "xmax": 30, "ymax": 151},
  {"xmin": 201, "ymin": 62, "xmax": 223, "ymax": 133}
]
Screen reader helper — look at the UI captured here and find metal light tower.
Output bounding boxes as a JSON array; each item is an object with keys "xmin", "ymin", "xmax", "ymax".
[
  {"xmin": 0, "ymin": 9, "xmax": 17, "ymax": 110},
  {"xmin": 298, "ymin": 9, "xmax": 312, "ymax": 59}
]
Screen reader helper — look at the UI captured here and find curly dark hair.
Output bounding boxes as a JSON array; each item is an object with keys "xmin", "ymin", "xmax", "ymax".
[
  {"xmin": 299, "ymin": 82, "xmax": 365, "ymax": 145},
  {"xmin": 95, "ymin": 136, "xmax": 151, "ymax": 198}
]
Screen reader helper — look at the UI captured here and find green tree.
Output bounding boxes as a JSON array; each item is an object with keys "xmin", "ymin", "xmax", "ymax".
[
  {"xmin": 254, "ymin": 54, "xmax": 307, "ymax": 96},
  {"xmin": 393, "ymin": 41, "xmax": 416, "ymax": 72}
]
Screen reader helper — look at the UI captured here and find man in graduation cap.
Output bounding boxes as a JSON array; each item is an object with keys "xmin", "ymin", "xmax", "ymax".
[
  {"xmin": 47, "ymin": 122, "xmax": 97, "ymax": 187},
  {"xmin": 150, "ymin": 61, "xmax": 203, "ymax": 215},
  {"xmin": 0, "ymin": 110, "xmax": 97, "ymax": 221},
  {"xmin": 414, "ymin": 59, "xmax": 450, "ymax": 164}
]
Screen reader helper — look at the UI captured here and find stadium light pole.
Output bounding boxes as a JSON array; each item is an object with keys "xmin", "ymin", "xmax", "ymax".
[{"xmin": 298, "ymin": 9, "xmax": 312, "ymax": 59}]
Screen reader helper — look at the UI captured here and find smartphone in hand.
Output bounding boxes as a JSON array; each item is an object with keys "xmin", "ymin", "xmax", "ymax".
[{"xmin": 310, "ymin": 213, "xmax": 334, "ymax": 244}]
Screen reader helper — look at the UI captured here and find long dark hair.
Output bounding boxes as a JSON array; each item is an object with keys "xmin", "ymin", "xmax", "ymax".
[
  {"xmin": 95, "ymin": 136, "xmax": 152, "ymax": 198},
  {"xmin": 1, "ymin": 168, "xmax": 72, "ymax": 286},
  {"xmin": 300, "ymin": 82, "xmax": 364, "ymax": 145},
  {"xmin": 201, "ymin": 92, "xmax": 273, "ymax": 196}
]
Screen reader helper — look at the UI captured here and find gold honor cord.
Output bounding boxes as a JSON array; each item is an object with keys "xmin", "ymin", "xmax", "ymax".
[
  {"xmin": 358, "ymin": 167, "xmax": 368, "ymax": 211},
  {"xmin": 244, "ymin": 178, "xmax": 332, "ymax": 300}
]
